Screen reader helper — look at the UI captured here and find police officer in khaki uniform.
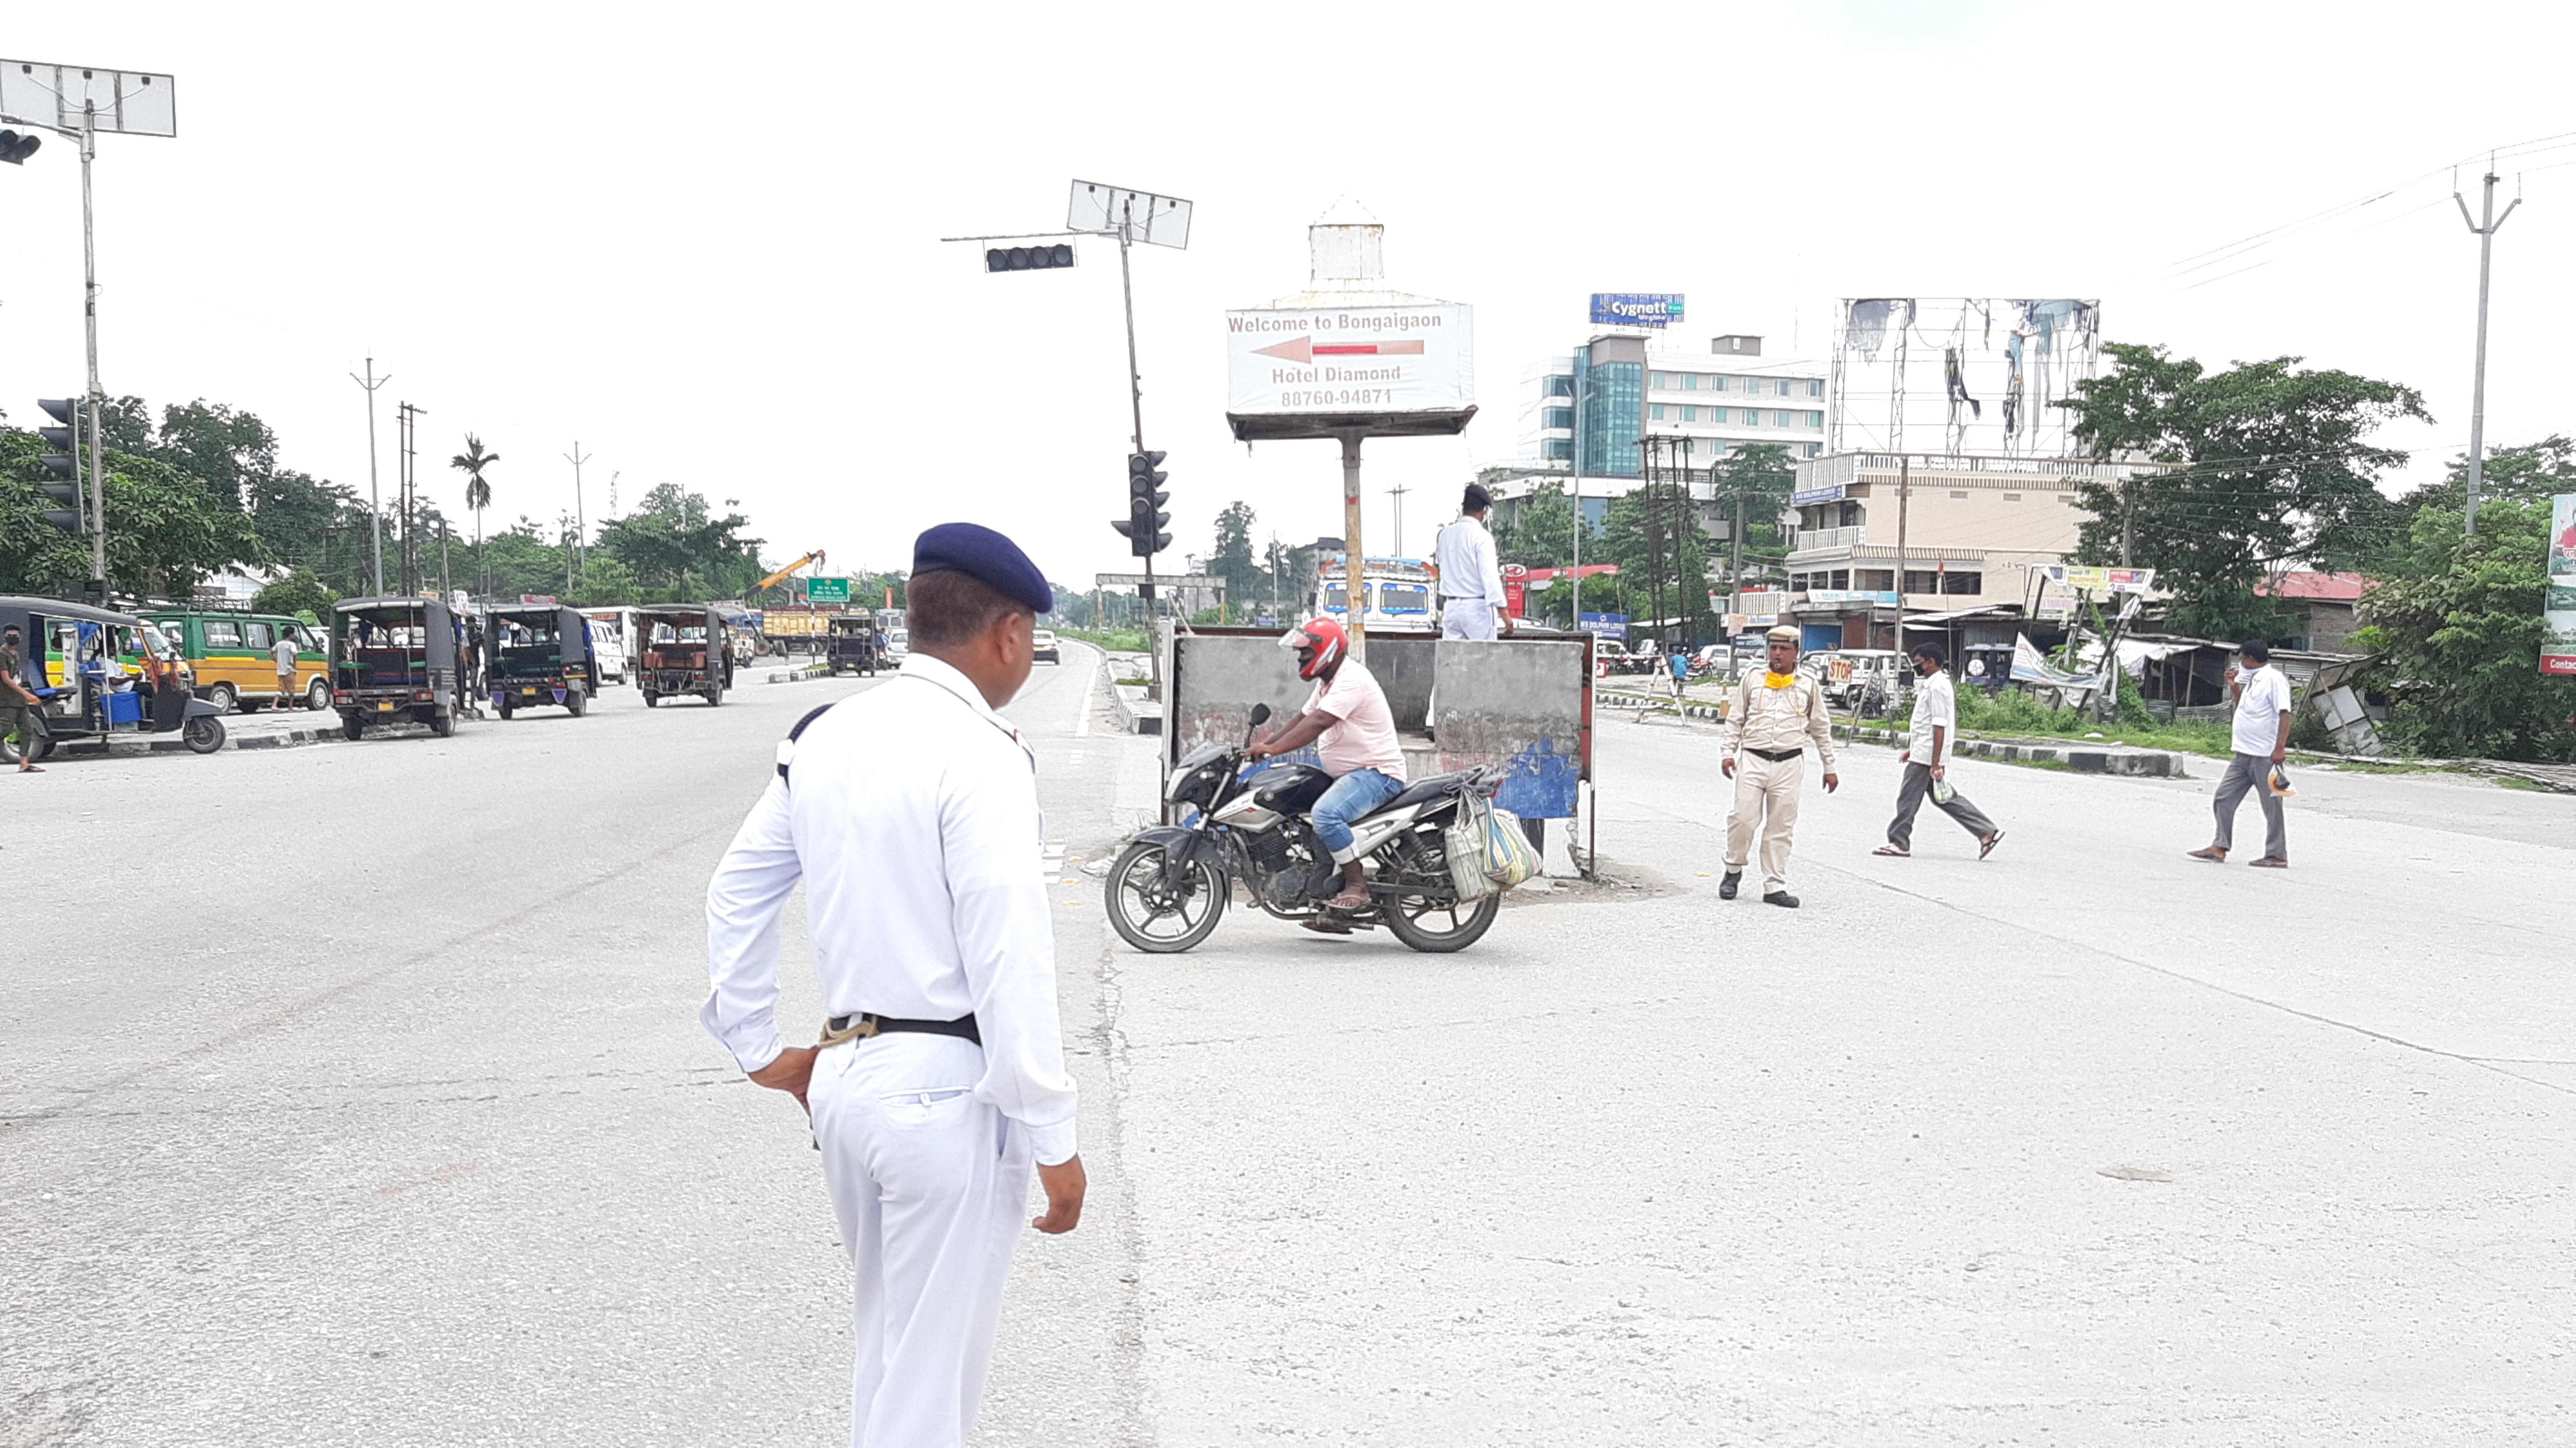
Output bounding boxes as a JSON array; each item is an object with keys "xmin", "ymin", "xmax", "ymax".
[{"xmin": 1718, "ymin": 626, "xmax": 1838, "ymax": 907}]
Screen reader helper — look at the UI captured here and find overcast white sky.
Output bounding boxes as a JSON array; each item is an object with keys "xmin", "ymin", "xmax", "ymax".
[{"xmin": 3, "ymin": 1, "xmax": 2570, "ymax": 590}]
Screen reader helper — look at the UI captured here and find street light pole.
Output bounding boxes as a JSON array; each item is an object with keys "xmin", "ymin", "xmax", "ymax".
[
  {"xmin": 2453, "ymin": 168, "xmax": 2521, "ymax": 538},
  {"xmin": 351, "ymin": 357, "xmax": 390, "ymax": 595}
]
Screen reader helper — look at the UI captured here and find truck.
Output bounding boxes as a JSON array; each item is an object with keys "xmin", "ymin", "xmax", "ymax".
[{"xmin": 762, "ymin": 608, "xmax": 834, "ymax": 655}]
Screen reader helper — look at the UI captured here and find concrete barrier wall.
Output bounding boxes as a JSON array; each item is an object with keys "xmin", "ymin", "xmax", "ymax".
[
  {"xmin": 1167, "ymin": 628, "xmax": 1590, "ymax": 820},
  {"xmin": 1429, "ymin": 638, "xmax": 1588, "ymax": 819}
]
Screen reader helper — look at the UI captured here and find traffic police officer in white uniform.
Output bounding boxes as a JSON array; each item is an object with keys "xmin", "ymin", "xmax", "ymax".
[
  {"xmin": 703, "ymin": 523, "xmax": 1083, "ymax": 1448},
  {"xmin": 1433, "ymin": 484, "xmax": 1514, "ymax": 640}
]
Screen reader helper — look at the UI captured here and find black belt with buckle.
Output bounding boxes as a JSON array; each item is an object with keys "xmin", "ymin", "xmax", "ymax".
[
  {"xmin": 825, "ymin": 1011, "xmax": 982, "ymax": 1046},
  {"xmin": 1747, "ymin": 746, "xmax": 1804, "ymax": 762}
]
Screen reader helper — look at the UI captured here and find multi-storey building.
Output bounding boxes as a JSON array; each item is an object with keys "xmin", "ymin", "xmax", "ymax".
[
  {"xmin": 1521, "ymin": 332, "xmax": 1826, "ymax": 478},
  {"xmin": 1488, "ymin": 332, "xmax": 1827, "ymax": 547},
  {"xmin": 1781, "ymin": 450, "xmax": 2170, "ymax": 650}
]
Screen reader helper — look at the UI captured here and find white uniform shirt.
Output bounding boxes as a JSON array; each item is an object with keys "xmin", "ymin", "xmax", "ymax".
[
  {"xmin": 2230, "ymin": 663, "xmax": 2292, "ymax": 757},
  {"xmin": 702, "ymin": 654, "xmax": 1078, "ymax": 1165},
  {"xmin": 1907, "ymin": 669, "xmax": 1956, "ymax": 763},
  {"xmin": 1433, "ymin": 515, "xmax": 1506, "ymax": 606}
]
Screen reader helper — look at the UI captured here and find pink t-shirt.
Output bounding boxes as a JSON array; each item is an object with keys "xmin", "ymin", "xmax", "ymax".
[{"xmin": 1303, "ymin": 660, "xmax": 1406, "ymax": 781}]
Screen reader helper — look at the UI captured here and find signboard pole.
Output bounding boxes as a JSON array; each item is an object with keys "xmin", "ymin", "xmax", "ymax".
[
  {"xmin": 80, "ymin": 103, "xmax": 106, "ymax": 596},
  {"xmin": 1341, "ymin": 431, "xmax": 1367, "ymax": 662},
  {"xmin": 1894, "ymin": 454, "xmax": 1910, "ymax": 638}
]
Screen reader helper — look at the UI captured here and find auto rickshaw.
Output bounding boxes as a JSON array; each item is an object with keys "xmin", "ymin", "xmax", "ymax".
[
  {"xmin": 635, "ymin": 605, "xmax": 732, "ymax": 707},
  {"xmin": 331, "ymin": 596, "xmax": 466, "ymax": 739},
  {"xmin": 825, "ymin": 615, "xmax": 878, "ymax": 676},
  {"xmin": 0, "ymin": 595, "xmax": 228, "ymax": 761},
  {"xmin": 484, "ymin": 604, "xmax": 596, "ymax": 719}
]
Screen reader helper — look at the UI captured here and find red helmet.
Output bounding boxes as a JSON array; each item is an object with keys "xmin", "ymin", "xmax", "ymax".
[{"xmin": 1278, "ymin": 617, "xmax": 1347, "ymax": 681}]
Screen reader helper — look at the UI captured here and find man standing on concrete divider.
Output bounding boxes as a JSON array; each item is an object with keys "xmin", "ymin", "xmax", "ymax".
[
  {"xmin": 1874, "ymin": 642, "xmax": 2002, "ymax": 859},
  {"xmin": 2191, "ymin": 639, "xmax": 2294, "ymax": 869},
  {"xmin": 702, "ymin": 522, "xmax": 1084, "ymax": 1448},
  {"xmin": 1719, "ymin": 625, "xmax": 1838, "ymax": 907},
  {"xmin": 1433, "ymin": 484, "xmax": 1512, "ymax": 641}
]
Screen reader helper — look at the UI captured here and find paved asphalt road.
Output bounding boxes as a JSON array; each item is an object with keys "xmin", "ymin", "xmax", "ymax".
[{"xmin": 5, "ymin": 648, "xmax": 2569, "ymax": 1445}]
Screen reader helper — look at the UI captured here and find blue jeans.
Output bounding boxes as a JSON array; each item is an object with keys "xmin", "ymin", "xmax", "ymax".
[{"xmin": 1310, "ymin": 768, "xmax": 1405, "ymax": 863}]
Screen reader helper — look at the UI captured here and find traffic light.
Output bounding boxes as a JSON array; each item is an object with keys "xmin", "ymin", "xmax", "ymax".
[
  {"xmin": 0, "ymin": 129, "xmax": 40, "ymax": 166},
  {"xmin": 984, "ymin": 242, "xmax": 1074, "ymax": 272},
  {"xmin": 1111, "ymin": 450, "xmax": 1170, "ymax": 558},
  {"xmin": 35, "ymin": 397, "xmax": 82, "ymax": 534}
]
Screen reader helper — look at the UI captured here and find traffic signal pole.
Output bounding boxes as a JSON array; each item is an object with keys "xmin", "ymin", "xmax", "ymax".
[
  {"xmin": 1117, "ymin": 224, "xmax": 1153, "ymax": 615},
  {"xmin": 79, "ymin": 103, "xmax": 106, "ymax": 596}
]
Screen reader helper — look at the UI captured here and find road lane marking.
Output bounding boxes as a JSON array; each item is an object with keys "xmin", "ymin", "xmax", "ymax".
[{"xmin": 1074, "ymin": 647, "xmax": 1097, "ymax": 738}]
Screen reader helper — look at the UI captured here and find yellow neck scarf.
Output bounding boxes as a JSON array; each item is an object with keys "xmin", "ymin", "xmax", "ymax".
[{"xmin": 1762, "ymin": 670, "xmax": 1797, "ymax": 689}]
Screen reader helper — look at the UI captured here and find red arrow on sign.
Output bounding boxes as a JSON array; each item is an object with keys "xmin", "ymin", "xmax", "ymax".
[{"xmin": 1251, "ymin": 337, "xmax": 1426, "ymax": 364}]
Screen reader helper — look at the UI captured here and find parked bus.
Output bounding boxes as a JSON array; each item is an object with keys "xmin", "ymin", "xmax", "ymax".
[{"xmin": 1308, "ymin": 554, "xmax": 1436, "ymax": 633}]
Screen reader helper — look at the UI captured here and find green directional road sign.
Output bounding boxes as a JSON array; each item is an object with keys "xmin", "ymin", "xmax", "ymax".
[{"xmin": 806, "ymin": 576, "xmax": 851, "ymax": 603}]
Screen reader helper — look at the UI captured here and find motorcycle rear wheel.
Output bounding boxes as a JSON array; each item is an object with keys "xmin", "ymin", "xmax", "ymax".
[
  {"xmin": 1105, "ymin": 839, "xmax": 1227, "ymax": 954},
  {"xmin": 1375, "ymin": 830, "xmax": 1501, "ymax": 953}
]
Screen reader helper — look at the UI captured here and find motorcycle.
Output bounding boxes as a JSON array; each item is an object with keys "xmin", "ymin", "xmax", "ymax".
[{"xmin": 1103, "ymin": 704, "xmax": 1507, "ymax": 955}]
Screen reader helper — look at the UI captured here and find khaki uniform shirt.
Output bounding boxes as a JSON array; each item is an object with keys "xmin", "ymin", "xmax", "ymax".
[{"xmin": 1722, "ymin": 671, "xmax": 1837, "ymax": 767}]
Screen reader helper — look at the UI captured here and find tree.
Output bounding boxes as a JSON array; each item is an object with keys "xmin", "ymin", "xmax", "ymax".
[
  {"xmin": 450, "ymin": 433, "xmax": 500, "ymax": 592},
  {"xmin": 1706, "ymin": 443, "xmax": 1797, "ymax": 597},
  {"xmin": 1209, "ymin": 502, "xmax": 1266, "ymax": 619},
  {"xmin": 0, "ymin": 426, "xmax": 265, "ymax": 598},
  {"xmin": 253, "ymin": 572, "xmax": 338, "ymax": 619},
  {"xmin": 1494, "ymin": 482, "xmax": 1576, "ymax": 570},
  {"xmin": 2357, "ymin": 494, "xmax": 2576, "ymax": 762},
  {"xmin": 2393, "ymin": 435, "xmax": 2576, "ymax": 518},
  {"xmin": 2059, "ymin": 342, "xmax": 2426, "ymax": 639},
  {"xmin": 597, "ymin": 483, "xmax": 765, "ymax": 601}
]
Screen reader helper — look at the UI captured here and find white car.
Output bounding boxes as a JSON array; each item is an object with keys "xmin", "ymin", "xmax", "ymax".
[
  {"xmin": 884, "ymin": 628, "xmax": 908, "ymax": 666},
  {"xmin": 1032, "ymin": 628, "xmax": 1059, "ymax": 664}
]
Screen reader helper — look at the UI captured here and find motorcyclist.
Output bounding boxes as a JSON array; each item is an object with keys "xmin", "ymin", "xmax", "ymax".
[{"xmin": 1246, "ymin": 617, "xmax": 1407, "ymax": 910}]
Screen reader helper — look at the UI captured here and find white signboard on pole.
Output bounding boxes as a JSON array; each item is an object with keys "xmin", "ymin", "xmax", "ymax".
[
  {"xmin": 0, "ymin": 60, "xmax": 176, "ymax": 136},
  {"xmin": 1225, "ymin": 305, "xmax": 1473, "ymax": 416}
]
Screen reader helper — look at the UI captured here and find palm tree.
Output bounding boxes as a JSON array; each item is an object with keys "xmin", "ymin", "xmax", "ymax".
[{"xmin": 451, "ymin": 434, "xmax": 499, "ymax": 594}]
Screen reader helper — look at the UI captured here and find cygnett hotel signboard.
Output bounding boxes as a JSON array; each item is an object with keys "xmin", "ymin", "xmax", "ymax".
[
  {"xmin": 1590, "ymin": 292, "xmax": 1684, "ymax": 327},
  {"xmin": 1224, "ymin": 305, "xmax": 1473, "ymax": 416}
]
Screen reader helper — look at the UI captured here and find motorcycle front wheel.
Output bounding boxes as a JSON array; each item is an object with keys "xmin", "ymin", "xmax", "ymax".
[{"xmin": 1105, "ymin": 838, "xmax": 1227, "ymax": 954}]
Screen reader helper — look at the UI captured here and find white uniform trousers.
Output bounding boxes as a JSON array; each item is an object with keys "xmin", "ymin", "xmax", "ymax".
[
  {"xmin": 1440, "ymin": 598, "xmax": 1499, "ymax": 640},
  {"xmin": 808, "ymin": 1032, "xmax": 1033, "ymax": 1448},
  {"xmin": 1724, "ymin": 751, "xmax": 1806, "ymax": 893}
]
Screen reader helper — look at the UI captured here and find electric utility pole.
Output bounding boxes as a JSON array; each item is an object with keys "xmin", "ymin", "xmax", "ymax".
[
  {"xmin": 1387, "ymin": 483, "xmax": 1412, "ymax": 559},
  {"xmin": 564, "ymin": 442, "xmax": 591, "ymax": 585},
  {"xmin": 350, "ymin": 358, "xmax": 391, "ymax": 594},
  {"xmin": 2454, "ymin": 166, "xmax": 2520, "ymax": 537}
]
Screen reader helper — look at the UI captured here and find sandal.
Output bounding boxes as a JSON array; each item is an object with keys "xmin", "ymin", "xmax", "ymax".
[
  {"xmin": 2249, "ymin": 856, "xmax": 2289, "ymax": 869},
  {"xmin": 2187, "ymin": 847, "xmax": 2226, "ymax": 863},
  {"xmin": 1979, "ymin": 831, "xmax": 2004, "ymax": 860},
  {"xmin": 1872, "ymin": 845, "xmax": 1909, "ymax": 856},
  {"xmin": 1325, "ymin": 887, "xmax": 1371, "ymax": 910}
]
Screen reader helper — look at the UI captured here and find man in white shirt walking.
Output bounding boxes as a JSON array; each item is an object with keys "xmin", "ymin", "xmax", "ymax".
[
  {"xmin": 702, "ymin": 523, "xmax": 1084, "ymax": 1448},
  {"xmin": 1873, "ymin": 643, "xmax": 2002, "ymax": 859},
  {"xmin": 1432, "ymin": 484, "xmax": 1513, "ymax": 641},
  {"xmin": 2191, "ymin": 639, "xmax": 2294, "ymax": 868}
]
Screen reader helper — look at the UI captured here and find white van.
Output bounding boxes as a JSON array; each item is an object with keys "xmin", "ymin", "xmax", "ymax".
[{"xmin": 579, "ymin": 607, "xmax": 639, "ymax": 685}]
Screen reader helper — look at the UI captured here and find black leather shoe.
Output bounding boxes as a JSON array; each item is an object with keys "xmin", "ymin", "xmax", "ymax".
[
  {"xmin": 1763, "ymin": 890, "xmax": 1800, "ymax": 909},
  {"xmin": 1719, "ymin": 872, "xmax": 1741, "ymax": 900}
]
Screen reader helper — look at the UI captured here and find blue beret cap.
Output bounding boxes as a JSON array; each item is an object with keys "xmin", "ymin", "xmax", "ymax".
[{"xmin": 912, "ymin": 523, "xmax": 1053, "ymax": 615}]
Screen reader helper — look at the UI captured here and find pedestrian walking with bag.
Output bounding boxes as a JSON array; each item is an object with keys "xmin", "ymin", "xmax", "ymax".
[
  {"xmin": 1717, "ymin": 626, "xmax": 1839, "ymax": 907},
  {"xmin": 2190, "ymin": 640, "xmax": 2294, "ymax": 868},
  {"xmin": 1874, "ymin": 643, "xmax": 2002, "ymax": 859}
]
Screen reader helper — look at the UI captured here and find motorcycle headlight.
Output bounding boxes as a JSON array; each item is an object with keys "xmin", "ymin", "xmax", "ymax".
[{"xmin": 1167, "ymin": 759, "xmax": 1224, "ymax": 809}]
